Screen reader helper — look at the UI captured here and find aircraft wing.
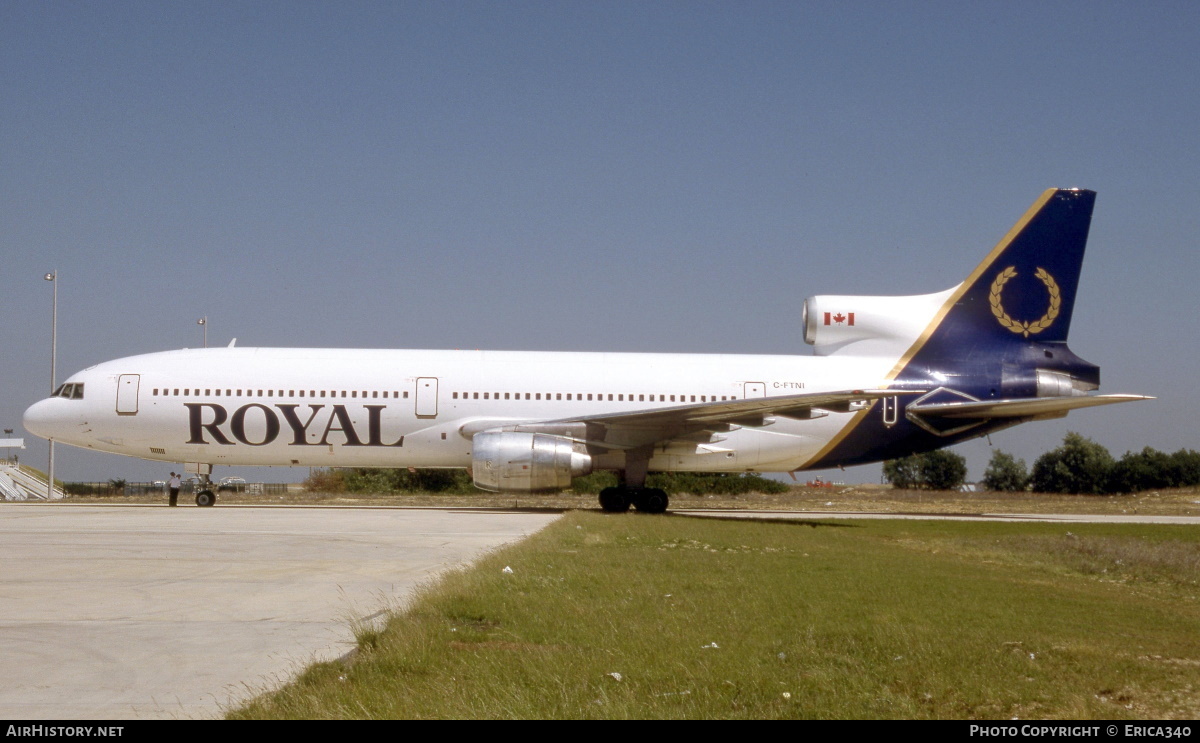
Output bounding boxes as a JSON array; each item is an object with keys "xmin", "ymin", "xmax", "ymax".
[
  {"xmin": 460, "ymin": 389, "xmax": 920, "ymax": 451},
  {"xmin": 907, "ymin": 394, "xmax": 1152, "ymax": 421}
]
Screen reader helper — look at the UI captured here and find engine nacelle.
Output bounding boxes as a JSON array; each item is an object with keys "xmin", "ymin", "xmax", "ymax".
[
  {"xmin": 802, "ymin": 289, "xmax": 953, "ymax": 356},
  {"xmin": 471, "ymin": 431, "xmax": 593, "ymax": 493}
]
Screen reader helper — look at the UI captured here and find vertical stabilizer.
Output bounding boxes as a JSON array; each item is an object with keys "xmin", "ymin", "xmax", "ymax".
[{"xmin": 895, "ymin": 189, "xmax": 1095, "ymax": 373}]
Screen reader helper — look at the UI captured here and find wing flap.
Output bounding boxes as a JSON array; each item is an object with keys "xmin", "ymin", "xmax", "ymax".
[
  {"xmin": 457, "ymin": 389, "xmax": 922, "ymax": 451},
  {"xmin": 541, "ymin": 389, "xmax": 918, "ymax": 450}
]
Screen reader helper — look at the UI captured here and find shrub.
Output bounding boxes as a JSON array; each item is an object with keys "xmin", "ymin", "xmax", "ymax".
[
  {"xmin": 1030, "ymin": 432, "xmax": 1114, "ymax": 494},
  {"xmin": 572, "ymin": 471, "xmax": 788, "ymax": 495},
  {"xmin": 884, "ymin": 449, "xmax": 968, "ymax": 490},
  {"xmin": 1108, "ymin": 447, "xmax": 1174, "ymax": 493},
  {"xmin": 342, "ymin": 468, "xmax": 476, "ymax": 494},
  {"xmin": 1168, "ymin": 449, "xmax": 1200, "ymax": 487},
  {"xmin": 982, "ymin": 450, "xmax": 1029, "ymax": 492},
  {"xmin": 302, "ymin": 468, "xmax": 346, "ymax": 492}
]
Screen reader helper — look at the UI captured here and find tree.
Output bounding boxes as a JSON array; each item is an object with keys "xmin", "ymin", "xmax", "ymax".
[
  {"xmin": 1106, "ymin": 447, "xmax": 1200, "ymax": 493},
  {"xmin": 982, "ymin": 450, "xmax": 1028, "ymax": 492},
  {"xmin": 883, "ymin": 455, "xmax": 922, "ymax": 489},
  {"xmin": 1030, "ymin": 432, "xmax": 1114, "ymax": 494},
  {"xmin": 1168, "ymin": 449, "xmax": 1200, "ymax": 488},
  {"xmin": 1107, "ymin": 447, "xmax": 1173, "ymax": 493},
  {"xmin": 884, "ymin": 449, "xmax": 968, "ymax": 490},
  {"xmin": 921, "ymin": 450, "xmax": 969, "ymax": 491}
]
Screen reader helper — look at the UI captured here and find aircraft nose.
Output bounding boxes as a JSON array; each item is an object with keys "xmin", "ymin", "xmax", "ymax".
[{"xmin": 23, "ymin": 398, "xmax": 66, "ymax": 440}]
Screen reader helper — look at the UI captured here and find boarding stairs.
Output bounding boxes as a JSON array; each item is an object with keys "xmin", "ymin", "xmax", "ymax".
[{"xmin": 0, "ymin": 462, "xmax": 64, "ymax": 500}]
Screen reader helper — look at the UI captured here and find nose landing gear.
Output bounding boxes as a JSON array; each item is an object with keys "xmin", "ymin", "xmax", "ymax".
[{"xmin": 192, "ymin": 470, "xmax": 217, "ymax": 507}]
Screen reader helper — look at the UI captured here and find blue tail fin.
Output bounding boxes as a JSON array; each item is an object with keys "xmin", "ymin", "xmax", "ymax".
[{"xmin": 913, "ymin": 188, "xmax": 1096, "ymax": 360}]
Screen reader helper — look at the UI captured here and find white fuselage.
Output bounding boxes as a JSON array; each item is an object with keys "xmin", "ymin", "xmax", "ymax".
[{"xmin": 24, "ymin": 346, "xmax": 894, "ymax": 474}]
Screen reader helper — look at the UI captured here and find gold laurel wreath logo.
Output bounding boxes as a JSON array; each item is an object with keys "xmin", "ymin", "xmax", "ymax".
[{"xmin": 989, "ymin": 266, "xmax": 1061, "ymax": 337}]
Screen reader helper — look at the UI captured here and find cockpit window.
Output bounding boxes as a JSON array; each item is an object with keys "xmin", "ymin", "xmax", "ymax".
[{"xmin": 54, "ymin": 383, "xmax": 84, "ymax": 400}]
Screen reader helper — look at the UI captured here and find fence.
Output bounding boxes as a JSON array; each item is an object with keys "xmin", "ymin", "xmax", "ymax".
[{"xmin": 64, "ymin": 481, "xmax": 292, "ymax": 496}]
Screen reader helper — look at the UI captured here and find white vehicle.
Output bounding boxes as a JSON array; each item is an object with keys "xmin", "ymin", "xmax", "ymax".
[
  {"xmin": 24, "ymin": 189, "xmax": 1149, "ymax": 510},
  {"xmin": 217, "ymin": 476, "xmax": 247, "ymax": 493}
]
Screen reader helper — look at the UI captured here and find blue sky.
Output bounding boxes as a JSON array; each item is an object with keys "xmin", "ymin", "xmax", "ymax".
[{"xmin": 3, "ymin": 1, "xmax": 1197, "ymax": 485}]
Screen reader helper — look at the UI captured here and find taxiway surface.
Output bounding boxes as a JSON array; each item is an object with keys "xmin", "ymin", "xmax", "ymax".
[{"xmin": 0, "ymin": 504, "xmax": 560, "ymax": 719}]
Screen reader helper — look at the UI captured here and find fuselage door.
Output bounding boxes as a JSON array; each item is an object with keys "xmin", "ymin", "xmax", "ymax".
[
  {"xmin": 415, "ymin": 377, "xmax": 438, "ymax": 418},
  {"xmin": 116, "ymin": 374, "xmax": 140, "ymax": 415},
  {"xmin": 744, "ymin": 382, "xmax": 766, "ymax": 398}
]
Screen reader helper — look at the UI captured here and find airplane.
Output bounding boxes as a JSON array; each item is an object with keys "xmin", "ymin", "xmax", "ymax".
[{"xmin": 24, "ymin": 188, "xmax": 1150, "ymax": 511}]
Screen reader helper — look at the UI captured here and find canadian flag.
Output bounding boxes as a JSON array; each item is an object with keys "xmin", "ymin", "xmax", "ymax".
[{"xmin": 823, "ymin": 312, "xmax": 855, "ymax": 326}]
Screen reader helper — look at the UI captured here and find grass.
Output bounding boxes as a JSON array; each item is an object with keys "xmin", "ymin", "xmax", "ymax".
[
  {"xmin": 65, "ymin": 483, "xmax": 1200, "ymax": 517},
  {"xmin": 229, "ymin": 513, "xmax": 1200, "ymax": 719}
]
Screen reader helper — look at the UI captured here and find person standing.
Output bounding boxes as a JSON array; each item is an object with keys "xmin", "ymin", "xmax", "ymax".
[{"xmin": 168, "ymin": 472, "xmax": 182, "ymax": 507}]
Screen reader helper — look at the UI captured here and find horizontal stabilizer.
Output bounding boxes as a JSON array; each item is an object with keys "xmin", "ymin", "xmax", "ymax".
[{"xmin": 908, "ymin": 394, "xmax": 1152, "ymax": 420}]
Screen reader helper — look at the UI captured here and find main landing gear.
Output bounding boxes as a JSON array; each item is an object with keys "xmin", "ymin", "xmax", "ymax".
[
  {"xmin": 599, "ymin": 446, "xmax": 668, "ymax": 514},
  {"xmin": 598, "ymin": 486, "xmax": 669, "ymax": 514}
]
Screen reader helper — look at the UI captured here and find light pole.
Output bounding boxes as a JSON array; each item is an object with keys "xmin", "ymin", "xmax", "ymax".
[
  {"xmin": 198, "ymin": 317, "xmax": 207, "ymax": 348},
  {"xmin": 44, "ymin": 271, "xmax": 56, "ymax": 500}
]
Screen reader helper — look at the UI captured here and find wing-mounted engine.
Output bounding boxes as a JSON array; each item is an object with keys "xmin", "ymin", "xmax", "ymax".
[
  {"xmin": 802, "ymin": 288, "xmax": 954, "ymax": 357},
  {"xmin": 471, "ymin": 431, "xmax": 592, "ymax": 493}
]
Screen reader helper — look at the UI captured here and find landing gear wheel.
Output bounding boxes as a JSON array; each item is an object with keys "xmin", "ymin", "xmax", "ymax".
[
  {"xmin": 634, "ymin": 488, "xmax": 669, "ymax": 514},
  {"xmin": 598, "ymin": 486, "xmax": 631, "ymax": 513},
  {"xmin": 195, "ymin": 490, "xmax": 217, "ymax": 507}
]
